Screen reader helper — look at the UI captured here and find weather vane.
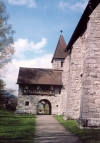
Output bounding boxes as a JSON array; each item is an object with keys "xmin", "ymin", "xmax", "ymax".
[{"xmin": 60, "ymin": 30, "xmax": 63, "ymax": 33}]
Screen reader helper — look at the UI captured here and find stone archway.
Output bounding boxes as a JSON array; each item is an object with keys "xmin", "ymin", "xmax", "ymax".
[{"xmin": 37, "ymin": 99, "xmax": 51, "ymax": 115}]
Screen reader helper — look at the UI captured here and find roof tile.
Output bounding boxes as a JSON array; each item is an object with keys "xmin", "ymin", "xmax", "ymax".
[{"xmin": 17, "ymin": 67, "xmax": 62, "ymax": 86}]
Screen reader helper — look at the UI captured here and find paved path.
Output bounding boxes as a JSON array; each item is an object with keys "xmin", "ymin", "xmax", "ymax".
[{"xmin": 34, "ymin": 115, "xmax": 84, "ymax": 143}]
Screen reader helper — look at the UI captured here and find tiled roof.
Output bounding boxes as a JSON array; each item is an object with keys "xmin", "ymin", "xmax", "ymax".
[
  {"xmin": 51, "ymin": 35, "xmax": 67, "ymax": 63},
  {"xmin": 17, "ymin": 67, "xmax": 62, "ymax": 86}
]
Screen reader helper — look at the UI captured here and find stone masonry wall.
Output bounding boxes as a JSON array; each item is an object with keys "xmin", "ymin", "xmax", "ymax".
[
  {"xmin": 52, "ymin": 59, "xmax": 63, "ymax": 70},
  {"xmin": 65, "ymin": 37, "xmax": 84, "ymax": 119},
  {"xmin": 52, "ymin": 58, "xmax": 67, "ymax": 115},
  {"xmin": 16, "ymin": 85, "xmax": 62, "ymax": 115},
  {"xmin": 60, "ymin": 54, "xmax": 70, "ymax": 117},
  {"xmin": 78, "ymin": 4, "xmax": 100, "ymax": 128}
]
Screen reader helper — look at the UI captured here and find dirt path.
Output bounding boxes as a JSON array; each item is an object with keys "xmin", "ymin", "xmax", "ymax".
[{"xmin": 34, "ymin": 115, "xmax": 84, "ymax": 143}]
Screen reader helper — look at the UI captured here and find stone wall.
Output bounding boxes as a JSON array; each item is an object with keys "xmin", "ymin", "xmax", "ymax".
[
  {"xmin": 52, "ymin": 59, "xmax": 64, "ymax": 70},
  {"xmin": 64, "ymin": 37, "xmax": 84, "ymax": 119},
  {"xmin": 78, "ymin": 4, "xmax": 100, "ymax": 128},
  {"xmin": 61, "ymin": 54, "xmax": 70, "ymax": 117},
  {"xmin": 51, "ymin": 58, "xmax": 68, "ymax": 115},
  {"xmin": 16, "ymin": 85, "xmax": 63, "ymax": 115}
]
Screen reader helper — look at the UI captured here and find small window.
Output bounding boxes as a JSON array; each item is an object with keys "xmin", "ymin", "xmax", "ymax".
[
  {"xmin": 61, "ymin": 61, "xmax": 63, "ymax": 67},
  {"xmin": 25, "ymin": 101, "xmax": 29, "ymax": 106},
  {"xmin": 59, "ymin": 90, "xmax": 61, "ymax": 94}
]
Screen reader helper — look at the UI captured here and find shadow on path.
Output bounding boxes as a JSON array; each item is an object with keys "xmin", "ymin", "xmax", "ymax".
[{"xmin": 34, "ymin": 115, "xmax": 84, "ymax": 143}]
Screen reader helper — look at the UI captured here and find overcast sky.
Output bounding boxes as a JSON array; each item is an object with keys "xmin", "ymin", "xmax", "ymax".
[{"xmin": 3, "ymin": 0, "xmax": 88, "ymax": 94}]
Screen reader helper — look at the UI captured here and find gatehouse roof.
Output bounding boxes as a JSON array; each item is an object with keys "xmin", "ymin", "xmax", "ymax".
[
  {"xmin": 51, "ymin": 35, "xmax": 67, "ymax": 63},
  {"xmin": 17, "ymin": 67, "xmax": 62, "ymax": 86}
]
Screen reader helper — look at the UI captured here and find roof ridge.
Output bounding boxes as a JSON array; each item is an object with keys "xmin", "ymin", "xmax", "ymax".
[{"xmin": 20, "ymin": 67, "xmax": 52, "ymax": 70}]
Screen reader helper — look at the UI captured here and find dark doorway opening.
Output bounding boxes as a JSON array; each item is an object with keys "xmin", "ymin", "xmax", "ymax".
[{"xmin": 37, "ymin": 99, "xmax": 51, "ymax": 115}]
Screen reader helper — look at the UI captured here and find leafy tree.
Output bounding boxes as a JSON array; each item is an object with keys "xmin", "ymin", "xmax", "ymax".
[
  {"xmin": 0, "ymin": 79, "xmax": 6, "ymax": 107},
  {"xmin": 0, "ymin": 81, "xmax": 18, "ymax": 110},
  {"xmin": 0, "ymin": 0, "xmax": 15, "ymax": 70},
  {"xmin": 0, "ymin": 79, "xmax": 6, "ymax": 89},
  {"xmin": 0, "ymin": 1, "xmax": 15, "ymax": 109},
  {"xmin": 7, "ymin": 95, "xmax": 18, "ymax": 111}
]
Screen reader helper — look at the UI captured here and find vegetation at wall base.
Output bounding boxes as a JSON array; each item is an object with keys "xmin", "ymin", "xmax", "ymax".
[
  {"xmin": 54, "ymin": 115, "xmax": 100, "ymax": 143},
  {"xmin": 0, "ymin": 108, "xmax": 36, "ymax": 143}
]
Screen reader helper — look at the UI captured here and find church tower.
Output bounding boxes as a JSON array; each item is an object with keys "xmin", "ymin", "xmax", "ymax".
[{"xmin": 51, "ymin": 34, "xmax": 67, "ymax": 70}]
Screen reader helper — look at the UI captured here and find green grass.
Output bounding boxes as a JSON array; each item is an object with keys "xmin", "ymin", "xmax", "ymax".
[
  {"xmin": 54, "ymin": 115, "xmax": 100, "ymax": 143},
  {"xmin": 0, "ymin": 108, "xmax": 36, "ymax": 143}
]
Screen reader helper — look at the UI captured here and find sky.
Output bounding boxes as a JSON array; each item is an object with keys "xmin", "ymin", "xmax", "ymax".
[{"xmin": 2, "ymin": 0, "xmax": 88, "ymax": 95}]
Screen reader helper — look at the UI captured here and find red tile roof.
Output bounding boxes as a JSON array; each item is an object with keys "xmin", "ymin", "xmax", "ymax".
[
  {"xmin": 17, "ymin": 67, "xmax": 62, "ymax": 86},
  {"xmin": 51, "ymin": 35, "xmax": 67, "ymax": 63}
]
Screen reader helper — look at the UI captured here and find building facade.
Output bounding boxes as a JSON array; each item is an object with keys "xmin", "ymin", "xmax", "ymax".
[
  {"xmin": 16, "ymin": 0, "xmax": 100, "ymax": 128},
  {"xmin": 16, "ymin": 35, "xmax": 67, "ymax": 115},
  {"xmin": 64, "ymin": 0, "xmax": 100, "ymax": 128}
]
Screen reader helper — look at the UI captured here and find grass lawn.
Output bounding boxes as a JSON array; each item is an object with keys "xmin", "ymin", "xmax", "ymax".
[
  {"xmin": 0, "ymin": 108, "xmax": 36, "ymax": 143},
  {"xmin": 54, "ymin": 115, "xmax": 100, "ymax": 143}
]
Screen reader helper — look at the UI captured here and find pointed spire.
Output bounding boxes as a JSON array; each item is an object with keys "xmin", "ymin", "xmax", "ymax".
[{"xmin": 51, "ymin": 34, "xmax": 67, "ymax": 63}]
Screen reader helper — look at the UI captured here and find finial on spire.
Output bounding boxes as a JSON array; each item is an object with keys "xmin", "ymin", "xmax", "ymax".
[{"xmin": 60, "ymin": 30, "xmax": 63, "ymax": 34}]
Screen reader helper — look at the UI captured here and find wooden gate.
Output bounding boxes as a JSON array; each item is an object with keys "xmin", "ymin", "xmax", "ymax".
[{"xmin": 37, "ymin": 99, "xmax": 51, "ymax": 115}]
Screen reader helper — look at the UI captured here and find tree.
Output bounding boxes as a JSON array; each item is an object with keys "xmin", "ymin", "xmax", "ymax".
[
  {"xmin": 7, "ymin": 95, "xmax": 18, "ymax": 111},
  {"xmin": 0, "ymin": 0, "xmax": 15, "ymax": 70},
  {"xmin": 0, "ymin": 1, "xmax": 15, "ymax": 109},
  {"xmin": 0, "ymin": 79, "xmax": 6, "ymax": 89},
  {"xmin": 0, "ymin": 79, "xmax": 6, "ymax": 107}
]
